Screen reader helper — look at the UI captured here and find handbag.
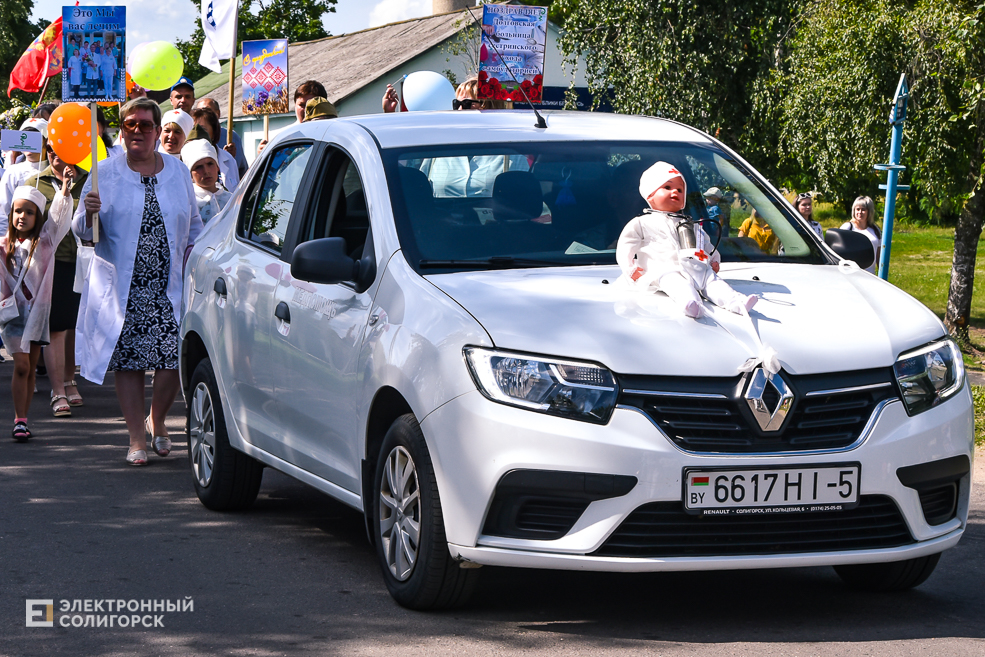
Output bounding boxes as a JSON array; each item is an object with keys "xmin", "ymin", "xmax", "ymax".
[
  {"xmin": 0, "ymin": 251, "xmax": 32, "ymax": 326},
  {"xmin": 74, "ymin": 243, "xmax": 94, "ymax": 294}
]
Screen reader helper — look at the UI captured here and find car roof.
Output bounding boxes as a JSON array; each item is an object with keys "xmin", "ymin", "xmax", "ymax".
[{"xmin": 311, "ymin": 110, "xmax": 714, "ymax": 150}]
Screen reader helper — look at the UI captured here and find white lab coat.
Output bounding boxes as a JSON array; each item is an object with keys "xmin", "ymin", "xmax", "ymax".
[
  {"xmin": 68, "ymin": 55, "xmax": 82, "ymax": 86},
  {"xmin": 617, "ymin": 210, "xmax": 722, "ymax": 290},
  {"xmin": 0, "ymin": 160, "xmax": 44, "ymax": 234},
  {"xmin": 0, "ymin": 190, "xmax": 74, "ymax": 352},
  {"xmin": 72, "ymin": 154, "xmax": 204, "ymax": 384},
  {"xmin": 218, "ymin": 148, "xmax": 240, "ymax": 191}
]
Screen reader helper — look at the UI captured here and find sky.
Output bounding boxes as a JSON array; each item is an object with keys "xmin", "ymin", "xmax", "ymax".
[{"xmin": 29, "ymin": 0, "xmax": 436, "ymax": 55}]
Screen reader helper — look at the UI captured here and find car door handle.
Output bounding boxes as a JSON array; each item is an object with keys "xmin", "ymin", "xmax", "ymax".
[
  {"xmin": 275, "ymin": 301, "xmax": 291, "ymax": 323},
  {"xmin": 213, "ymin": 278, "xmax": 227, "ymax": 297}
]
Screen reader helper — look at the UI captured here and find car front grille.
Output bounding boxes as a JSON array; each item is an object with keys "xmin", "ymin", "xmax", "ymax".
[
  {"xmin": 618, "ymin": 368, "xmax": 899, "ymax": 453},
  {"xmin": 593, "ymin": 495, "xmax": 913, "ymax": 558}
]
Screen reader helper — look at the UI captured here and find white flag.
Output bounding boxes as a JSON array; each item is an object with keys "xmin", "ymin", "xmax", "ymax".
[{"xmin": 199, "ymin": 0, "xmax": 238, "ymax": 73}]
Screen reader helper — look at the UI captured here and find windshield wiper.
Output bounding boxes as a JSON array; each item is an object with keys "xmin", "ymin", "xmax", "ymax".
[{"xmin": 419, "ymin": 257, "xmax": 563, "ymax": 269}]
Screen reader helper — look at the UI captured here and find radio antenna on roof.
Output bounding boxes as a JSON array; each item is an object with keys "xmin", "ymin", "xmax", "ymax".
[{"xmin": 465, "ymin": 6, "xmax": 547, "ymax": 129}]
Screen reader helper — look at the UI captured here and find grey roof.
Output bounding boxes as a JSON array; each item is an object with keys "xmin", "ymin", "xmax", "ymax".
[{"xmin": 202, "ymin": 8, "xmax": 478, "ymax": 119}]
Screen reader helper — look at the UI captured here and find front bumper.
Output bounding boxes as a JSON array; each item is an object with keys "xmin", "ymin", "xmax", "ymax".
[{"xmin": 420, "ymin": 386, "xmax": 974, "ymax": 571}]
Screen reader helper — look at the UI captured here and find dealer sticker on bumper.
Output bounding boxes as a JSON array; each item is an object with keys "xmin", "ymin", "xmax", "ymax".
[{"xmin": 683, "ymin": 464, "xmax": 860, "ymax": 515}]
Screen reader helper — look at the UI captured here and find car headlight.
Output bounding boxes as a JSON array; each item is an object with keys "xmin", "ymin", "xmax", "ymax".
[
  {"xmin": 463, "ymin": 347, "xmax": 618, "ymax": 424},
  {"xmin": 893, "ymin": 338, "xmax": 965, "ymax": 415}
]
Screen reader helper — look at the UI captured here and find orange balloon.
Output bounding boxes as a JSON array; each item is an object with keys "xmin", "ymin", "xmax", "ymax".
[
  {"xmin": 126, "ymin": 71, "xmax": 135, "ymax": 95},
  {"xmin": 47, "ymin": 103, "xmax": 93, "ymax": 165}
]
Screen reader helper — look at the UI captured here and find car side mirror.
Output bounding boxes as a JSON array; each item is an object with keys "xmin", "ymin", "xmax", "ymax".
[
  {"xmin": 290, "ymin": 237, "xmax": 376, "ymax": 292},
  {"xmin": 824, "ymin": 229, "xmax": 875, "ymax": 271}
]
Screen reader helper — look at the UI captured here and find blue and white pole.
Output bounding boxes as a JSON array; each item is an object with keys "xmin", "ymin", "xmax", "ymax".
[{"xmin": 874, "ymin": 74, "xmax": 910, "ymax": 280}]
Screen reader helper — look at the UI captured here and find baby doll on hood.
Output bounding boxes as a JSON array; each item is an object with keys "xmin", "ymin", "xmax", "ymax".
[{"xmin": 616, "ymin": 161, "xmax": 757, "ymax": 319}]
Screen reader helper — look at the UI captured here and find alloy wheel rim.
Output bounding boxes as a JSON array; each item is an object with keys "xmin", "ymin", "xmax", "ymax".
[
  {"xmin": 189, "ymin": 382, "xmax": 216, "ymax": 488},
  {"xmin": 379, "ymin": 445, "xmax": 421, "ymax": 581}
]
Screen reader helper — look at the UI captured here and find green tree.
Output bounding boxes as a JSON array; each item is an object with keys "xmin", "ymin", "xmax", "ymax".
[
  {"xmin": 780, "ymin": 0, "xmax": 985, "ymax": 340},
  {"xmin": 552, "ymin": 0, "xmax": 798, "ymax": 179},
  {"xmin": 176, "ymin": 0, "xmax": 337, "ymax": 84},
  {"xmin": 1, "ymin": 0, "xmax": 50, "ymax": 114}
]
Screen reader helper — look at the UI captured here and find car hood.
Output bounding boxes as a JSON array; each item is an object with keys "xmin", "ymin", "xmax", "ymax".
[{"xmin": 426, "ymin": 263, "xmax": 945, "ymax": 377}]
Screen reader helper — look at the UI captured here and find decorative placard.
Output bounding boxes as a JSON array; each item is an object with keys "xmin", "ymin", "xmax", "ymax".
[{"xmin": 242, "ymin": 39, "xmax": 289, "ymax": 115}]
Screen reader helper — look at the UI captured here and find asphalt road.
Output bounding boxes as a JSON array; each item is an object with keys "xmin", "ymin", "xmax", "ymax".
[{"xmin": 1, "ymin": 359, "xmax": 983, "ymax": 656}]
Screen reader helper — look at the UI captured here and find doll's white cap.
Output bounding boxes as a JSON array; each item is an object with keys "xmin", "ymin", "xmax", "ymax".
[
  {"xmin": 161, "ymin": 109, "xmax": 194, "ymax": 138},
  {"xmin": 181, "ymin": 139, "xmax": 218, "ymax": 172},
  {"xmin": 11, "ymin": 186, "xmax": 47, "ymax": 215},
  {"xmin": 639, "ymin": 160, "xmax": 686, "ymax": 201}
]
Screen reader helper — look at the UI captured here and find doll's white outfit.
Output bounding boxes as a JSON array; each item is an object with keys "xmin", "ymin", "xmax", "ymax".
[
  {"xmin": 0, "ymin": 188, "xmax": 74, "ymax": 352},
  {"xmin": 617, "ymin": 209, "xmax": 754, "ymax": 318}
]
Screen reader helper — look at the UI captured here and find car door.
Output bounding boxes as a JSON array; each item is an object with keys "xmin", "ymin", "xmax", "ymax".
[
  {"xmin": 216, "ymin": 140, "xmax": 316, "ymax": 460},
  {"xmin": 268, "ymin": 147, "xmax": 377, "ymax": 491}
]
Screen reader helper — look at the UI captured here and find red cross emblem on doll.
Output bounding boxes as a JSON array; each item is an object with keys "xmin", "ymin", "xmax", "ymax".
[
  {"xmin": 668, "ymin": 167, "xmax": 681, "ymax": 175},
  {"xmin": 694, "ymin": 250, "xmax": 709, "ymax": 262}
]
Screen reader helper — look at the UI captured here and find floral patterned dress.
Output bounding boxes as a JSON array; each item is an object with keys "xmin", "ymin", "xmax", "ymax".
[{"xmin": 107, "ymin": 175, "xmax": 179, "ymax": 371}]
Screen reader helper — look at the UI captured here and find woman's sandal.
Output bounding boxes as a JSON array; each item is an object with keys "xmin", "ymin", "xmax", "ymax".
[
  {"xmin": 145, "ymin": 417, "xmax": 171, "ymax": 457},
  {"xmin": 50, "ymin": 394, "xmax": 72, "ymax": 417},
  {"xmin": 126, "ymin": 449, "xmax": 148, "ymax": 466},
  {"xmin": 64, "ymin": 380, "xmax": 83, "ymax": 406},
  {"xmin": 12, "ymin": 421, "xmax": 31, "ymax": 443}
]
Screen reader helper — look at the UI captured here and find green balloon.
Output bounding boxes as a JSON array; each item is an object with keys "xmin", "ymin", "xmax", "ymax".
[{"xmin": 130, "ymin": 41, "xmax": 184, "ymax": 91}]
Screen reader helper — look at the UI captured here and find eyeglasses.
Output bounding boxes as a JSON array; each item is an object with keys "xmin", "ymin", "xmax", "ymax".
[
  {"xmin": 452, "ymin": 98, "xmax": 480, "ymax": 110},
  {"xmin": 121, "ymin": 118, "xmax": 157, "ymax": 134}
]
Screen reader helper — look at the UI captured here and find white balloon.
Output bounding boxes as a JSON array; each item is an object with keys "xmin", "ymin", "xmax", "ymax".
[{"xmin": 402, "ymin": 71, "xmax": 456, "ymax": 112}]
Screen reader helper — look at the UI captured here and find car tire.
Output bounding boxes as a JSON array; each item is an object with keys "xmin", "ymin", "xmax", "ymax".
[
  {"xmin": 372, "ymin": 414, "xmax": 479, "ymax": 610},
  {"xmin": 187, "ymin": 359, "xmax": 263, "ymax": 511},
  {"xmin": 833, "ymin": 553, "xmax": 941, "ymax": 592}
]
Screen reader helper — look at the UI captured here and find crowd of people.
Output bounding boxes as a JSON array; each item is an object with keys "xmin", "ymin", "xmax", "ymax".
[
  {"xmin": 0, "ymin": 72, "xmax": 884, "ymax": 461},
  {"xmin": 0, "ymin": 76, "xmax": 336, "ymax": 461}
]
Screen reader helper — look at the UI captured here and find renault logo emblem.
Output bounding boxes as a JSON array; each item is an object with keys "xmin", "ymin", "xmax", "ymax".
[{"xmin": 744, "ymin": 368, "xmax": 794, "ymax": 431}]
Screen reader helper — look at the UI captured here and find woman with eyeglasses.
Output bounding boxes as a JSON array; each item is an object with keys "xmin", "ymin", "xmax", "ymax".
[
  {"xmin": 795, "ymin": 192, "xmax": 823, "ymax": 238},
  {"xmin": 73, "ymin": 97, "xmax": 204, "ymax": 466},
  {"xmin": 840, "ymin": 195, "xmax": 881, "ymax": 274}
]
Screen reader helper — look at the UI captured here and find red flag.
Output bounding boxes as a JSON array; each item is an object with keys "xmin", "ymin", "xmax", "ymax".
[{"xmin": 7, "ymin": 17, "xmax": 64, "ymax": 96}]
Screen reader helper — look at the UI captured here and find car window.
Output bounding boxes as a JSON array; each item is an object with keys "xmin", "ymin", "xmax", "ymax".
[
  {"xmin": 303, "ymin": 151, "xmax": 371, "ymax": 259},
  {"xmin": 247, "ymin": 143, "xmax": 312, "ymax": 253},
  {"xmin": 382, "ymin": 141, "xmax": 826, "ymax": 272}
]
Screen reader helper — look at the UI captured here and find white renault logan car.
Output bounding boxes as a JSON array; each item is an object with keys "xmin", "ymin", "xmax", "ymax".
[{"xmin": 180, "ymin": 110, "xmax": 973, "ymax": 609}]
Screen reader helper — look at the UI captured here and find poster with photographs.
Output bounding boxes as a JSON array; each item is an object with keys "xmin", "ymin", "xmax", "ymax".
[
  {"xmin": 242, "ymin": 39, "xmax": 289, "ymax": 115},
  {"xmin": 62, "ymin": 6, "xmax": 126, "ymax": 102}
]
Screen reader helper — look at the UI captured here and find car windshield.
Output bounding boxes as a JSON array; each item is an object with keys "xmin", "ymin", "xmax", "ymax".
[{"xmin": 381, "ymin": 141, "xmax": 829, "ymax": 272}]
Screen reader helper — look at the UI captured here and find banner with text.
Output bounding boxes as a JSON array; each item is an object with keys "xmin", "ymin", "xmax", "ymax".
[{"xmin": 477, "ymin": 4, "xmax": 547, "ymax": 103}]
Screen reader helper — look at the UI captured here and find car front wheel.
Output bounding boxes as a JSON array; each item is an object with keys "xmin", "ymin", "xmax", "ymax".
[
  {"xmin": 187, "ymin": 359, "xmax": 263, "ymax": 511},
  {"xmin": 373, "ymin": 414, "xmax": 479, "ymax": 609},
  {"xmin": 833, "ymin": 553, "xmax": 941, "ymax": 591}
]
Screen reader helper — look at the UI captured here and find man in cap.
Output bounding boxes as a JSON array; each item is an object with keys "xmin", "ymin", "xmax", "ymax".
[
  {"xmin": 169, "ymin": 76, "xmax": 196, "ymax": 113},
  {"xmin": 703, "ymin": 186, "xmax": 732, "ymax": 236},
  {"xmin": 616, "ymin": 161, "xmax": 756, "ymax": 319},
  {"xmin": 303, "ymin": 97, "xmax": 339, "ymax": 122}
]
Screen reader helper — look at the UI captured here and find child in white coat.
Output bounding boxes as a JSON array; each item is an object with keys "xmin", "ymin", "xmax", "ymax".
[
  {"xmin": 181, "ymin": 139, "xmax": 232, "ymax": 224},
  {"xmin": 1, "ymin": 177, "xmax": 75, "ymax": 441},
  {"xmin": 616, "ymin": 161, "xmax": 757, "ymax": 319}
]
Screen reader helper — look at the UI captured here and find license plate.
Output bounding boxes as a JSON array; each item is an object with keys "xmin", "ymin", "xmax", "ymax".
[{"xmin": 683, "ymin": 464, "xmax": 860, "ymax": 515}]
